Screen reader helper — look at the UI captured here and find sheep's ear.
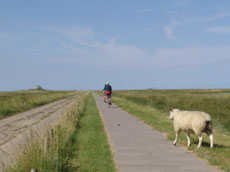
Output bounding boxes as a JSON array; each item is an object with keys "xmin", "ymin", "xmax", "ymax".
[{"xmin": 169, "ymin": 107, "xmax": 173, "ymax": 112}]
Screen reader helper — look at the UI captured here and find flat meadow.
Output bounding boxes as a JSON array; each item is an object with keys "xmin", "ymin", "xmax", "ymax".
[
  {"xmin": 114, "ymin": 89, "xmax": 230, "ymax": 132},
  {"xmin": 112, "ymin": 89, "xmax": 230, "ymax": 171}
]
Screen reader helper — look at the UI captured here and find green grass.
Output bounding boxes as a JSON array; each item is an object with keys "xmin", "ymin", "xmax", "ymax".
[
  {"xmin": 2, "ymin": 92, "xmax": 116, "ymax": 172},
  {"xmin": 3, "ymin": 92, "xmax": 89, "ymax": 172},
  {"xmin": 68, "ymin": 93, "xmax": 116, "ymax": 172},
  {"xmin": 0, "ymin": 90, "xmax": 78, "ymax": 119},
  {"xmin": 110, "ymin": 89, "xmax": 230, "ymax": 172},
  {"xmin": 113, "ymin": 89, "xmax": 230, "ymax": 132}
]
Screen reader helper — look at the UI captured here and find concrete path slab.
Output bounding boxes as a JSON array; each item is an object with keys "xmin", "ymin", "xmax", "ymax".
[{"xmin": 93, "ymin": 93, "xmax": 219, "ymax": 172}]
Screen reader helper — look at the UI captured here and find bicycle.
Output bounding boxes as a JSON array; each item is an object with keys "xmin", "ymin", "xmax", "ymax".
[
  {"xmin": 104, "ymin": 95, "xmax": 112, "ymax": 108},
  {"xmin": 107, "ymin": 98, "xmax": 112, "ymax": 108}
]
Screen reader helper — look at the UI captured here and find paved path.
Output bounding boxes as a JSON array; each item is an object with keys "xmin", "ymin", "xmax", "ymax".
[{"xmin": 93, "ymin": 93, "xmax": 219, "ymax": 172}]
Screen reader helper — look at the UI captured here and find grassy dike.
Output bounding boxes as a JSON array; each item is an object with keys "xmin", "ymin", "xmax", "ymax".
[
  {"xmin": 3, "ymin": 92, "xmax": 88, "ymax": 172},
  {"xmin": 3, "ymin": 92, "xmax": 116, "ymax": 172},
  {"xmin": 0, "ymin": 90, "xmax": 78, "ymax": 119},
  {"xmin": 68, "ymin": 93, "xmax": 116, "ymax": 172},
  {"xmin": 111, "ymin": 95, "xmax": 230, "ymax": 172}
]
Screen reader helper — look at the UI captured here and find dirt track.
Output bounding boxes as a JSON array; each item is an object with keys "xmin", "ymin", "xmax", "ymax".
[{"xmin": 0, "ymin": 96, "xmax": 76, "ymax": 169}]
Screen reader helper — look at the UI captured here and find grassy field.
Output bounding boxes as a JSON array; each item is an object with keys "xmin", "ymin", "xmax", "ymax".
[
  {"xmin": 113, "ymin": 89, "xmax": 230, "ymax": 132},
  {"xmin": 0, "ymin": 90, "xmax": 78, "ymax": 119},
  {"xmin": 110, "ymin": 89, "xmax": 230, "ymax": 172}
]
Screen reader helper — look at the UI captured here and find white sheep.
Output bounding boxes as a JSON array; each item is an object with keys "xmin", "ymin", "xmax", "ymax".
[{"xmin": 169, "ymin": 108, "xmax": 214, "ymax": 148}]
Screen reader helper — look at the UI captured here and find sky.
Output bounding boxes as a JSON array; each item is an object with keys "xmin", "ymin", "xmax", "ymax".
[{"xmin": 1, "ymin": 0, "xmax": 230, "ymax": 91}]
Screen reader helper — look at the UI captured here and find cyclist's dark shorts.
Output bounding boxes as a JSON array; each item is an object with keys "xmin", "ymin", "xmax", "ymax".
[{"xmin": 106, "ymin": 94, "xmax": 111, "ymax": 98}]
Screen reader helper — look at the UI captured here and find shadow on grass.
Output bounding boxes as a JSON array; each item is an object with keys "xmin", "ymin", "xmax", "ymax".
[{"xmin": 193, "ymin": 141, "xmax": 229, "ymax": 149}]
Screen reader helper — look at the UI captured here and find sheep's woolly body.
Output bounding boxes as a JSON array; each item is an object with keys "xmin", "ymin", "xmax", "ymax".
[
  {"xmin": 170, "ymin": 109, "xmax": 214, "ymax": 148},
  {"xmin": 173, "ymin": 110, "xmax": 211, "ymax": 135}
]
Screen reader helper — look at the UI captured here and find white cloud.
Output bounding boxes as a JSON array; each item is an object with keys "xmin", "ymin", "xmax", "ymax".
[
  {"xmin": 163, "ymin": 18, "xmax": 179, "ymax": 39},
  {"xmin": 151, "ymin": 46, "xmax": 230, "ymax": 67},
  {"xmin": 200, "ymin": 13, "xmax": 230, "ymax": 22},
  {"xmin": 59, "ymin": 42, "xmax": 83, "ymax": 52},
  {"xmin": 24, "ymin": 28, "xmax": 36, "ymax": 35},
  {"xmin": 172, "ymin": 0, "xmax": 190, "ymax": 9},
  {"xmin": 48, "ymin": 26, "xmax": 98, "ymax": 48},
  {"xmin": 208, "ymin": 26, "xmax": 230, "ymax": 34},
  {"xmin": 162, "ymin": 10, "xmax": 230, "ymax": 39},
  {"xmin": 101, "ymin": 38, "xmax": 144, "ymax": 62},
  {"xmin": 163, "ymin": 26, "xmax": 176, "ymax": 40},
  {"xmin": 45, "ymin": 26, "xmax": 145, "ymax": 67}
]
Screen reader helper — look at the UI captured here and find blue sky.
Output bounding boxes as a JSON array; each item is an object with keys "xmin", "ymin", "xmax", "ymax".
[{"xmin": 1, "ymin": 0, "xmax": 230, "ymax": 91}]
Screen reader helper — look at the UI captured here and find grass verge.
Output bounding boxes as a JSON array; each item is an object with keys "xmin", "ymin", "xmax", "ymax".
[
  {"xmin": 67, "ymin": 93, "xmax": 116, "ymax": 172},
  {"xmin": 111, "ymin": 95, "xmax": 230, "ymax": 172}
]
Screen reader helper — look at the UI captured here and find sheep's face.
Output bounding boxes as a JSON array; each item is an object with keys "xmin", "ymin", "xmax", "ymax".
[{"xmin": 169, "ymin": 110, "xmax": 174, "ymax": 120}]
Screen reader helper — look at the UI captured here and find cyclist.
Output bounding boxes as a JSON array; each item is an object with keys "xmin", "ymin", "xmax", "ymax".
[{"xmin": 104, "ymin": 82, "xmax": 112, "ymax": 105}]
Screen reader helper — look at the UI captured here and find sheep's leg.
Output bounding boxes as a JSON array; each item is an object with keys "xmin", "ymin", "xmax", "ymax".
[
  {"xmin": 197, "ymin": 135, "xmax": 203, "ymax": 148},
  {"xmin": 186, "ymin": 133, "xmax": 191, "ymax": 147},
  {"xmin": 173, "ymin": 132, "xmax": 179, "ymax": 145},
  {"xmin": 209, "ymin": 134, "xmax": 214, "ymax": 148},
  {"xmin": 206, "ymin": 132, "xmax": 214, "ymax": 148}
]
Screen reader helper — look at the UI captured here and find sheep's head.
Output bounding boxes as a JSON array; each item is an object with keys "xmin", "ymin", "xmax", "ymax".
[
  {"xmin": 169, "ymin": 108, "xmax": 180, "ymax": 120},
  {"xmin": 169, "ymin": 108, "xmax": 174, "ymax": 120}
]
